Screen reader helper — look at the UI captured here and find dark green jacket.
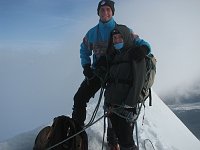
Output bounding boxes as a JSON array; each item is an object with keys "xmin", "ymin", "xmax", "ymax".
[{"xmin": 104, "ymin": 25, "xmax": 146, "ymax": 107}]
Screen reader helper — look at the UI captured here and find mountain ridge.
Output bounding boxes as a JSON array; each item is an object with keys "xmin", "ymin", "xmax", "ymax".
[{"xmin": 0, "ymin": 91, "xmax": 200, "ymax": 150}]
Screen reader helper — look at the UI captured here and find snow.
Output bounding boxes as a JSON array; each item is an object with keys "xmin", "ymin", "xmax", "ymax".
[{"xmin": 0, "ymin": 91, "xmax": 200, "ymax": 150}]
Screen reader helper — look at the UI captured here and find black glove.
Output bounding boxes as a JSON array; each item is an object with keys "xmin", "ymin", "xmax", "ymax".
[
  {"xmin": 129, "ymin": 46, "xmax": 148, "ymax": 62},
  {"xmin": 96, "ymin": 56, "xmax": 107, "ymax": 67},
  {"xmin": 83, "ymin": 64, "xmax": 94, "ymax": 79}
]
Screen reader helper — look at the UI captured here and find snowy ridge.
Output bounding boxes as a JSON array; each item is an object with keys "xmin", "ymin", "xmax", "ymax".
[
  {"xmin": 139, "ymin": 92, "xmax": 200, "ymax": 150},
  {"xmin": 0, "ymin": 91, "xmax": 200, "ymax": 150}
]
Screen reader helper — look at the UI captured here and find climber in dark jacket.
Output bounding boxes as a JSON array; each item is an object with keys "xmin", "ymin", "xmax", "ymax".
[{"xmin": 104, "ymin": 24, "xmax": 150, "ymax": 150}]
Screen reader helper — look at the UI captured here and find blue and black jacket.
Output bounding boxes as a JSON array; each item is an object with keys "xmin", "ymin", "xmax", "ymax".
[{"xmin": 80, "ymin": 17, "xmax": 151, "ymax": 68}]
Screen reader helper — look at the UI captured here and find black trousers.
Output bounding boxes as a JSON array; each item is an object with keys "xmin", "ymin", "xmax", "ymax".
[
  {"xmin": 72, "ymin": 76, "xmax": 101, "ymax": 126},
  {"xmin": 109, "ymin": 113, "xmax": 135, "ymax": 148}
]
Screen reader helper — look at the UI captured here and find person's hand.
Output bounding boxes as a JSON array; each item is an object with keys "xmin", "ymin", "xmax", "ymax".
[
  {"xmin": 129, "ymin": 46, "xmax": 148, "ymax": 62},
  {"xmin": 96, "ymin": 56, "xmax": 107, "ymax": 67},
  {"xmin": 83, "ymin": 64, "xmax": 94, "ymax": 79}
]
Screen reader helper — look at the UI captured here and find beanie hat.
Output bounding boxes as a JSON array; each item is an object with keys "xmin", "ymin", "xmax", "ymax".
[
  {"xmin": 97, "ymin": 0, "xmax": 115, "ymax": 16},
  {"xmin": 111, "ymin": 28, "xmax": 120, "ymax": 36}
]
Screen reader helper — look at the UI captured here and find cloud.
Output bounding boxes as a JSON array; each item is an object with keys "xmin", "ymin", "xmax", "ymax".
[
  {"xmin": 112, "ymin": 0, "xmax": 200, "ymax": 103},
  {"xmin": 160, "ymin": 79, "xmax": 200, "ymax": 104}
]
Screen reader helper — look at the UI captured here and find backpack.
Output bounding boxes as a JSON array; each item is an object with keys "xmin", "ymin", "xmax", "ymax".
[
  {"xmin": 33, "ymin": 115, "xmax": 88, "ymax": 150},
  {"xmin": 138, "ymin": 54, "xmax": 156, "ymax": 106}
]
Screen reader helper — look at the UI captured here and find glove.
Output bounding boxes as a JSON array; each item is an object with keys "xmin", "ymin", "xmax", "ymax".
[
  {"xmin": 83, "ymin": 64, "xmax": 94, "ymax": 79},
  {"xmin": 129, "ymin": 46, "xmax": 148, "ymax": 62},
  {"xmin": 96, "ymin": 56, "xmax": 107, "ymax": 67}
]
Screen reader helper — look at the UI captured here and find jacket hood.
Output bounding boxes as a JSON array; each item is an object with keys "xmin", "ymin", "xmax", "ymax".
[
  {"xmin": 112, "ymin": 25, "xmax": 133, "ymax": 51},
  {"xmin": 107, "ymin": 24, "xmax": 133, "ymax": 55}
]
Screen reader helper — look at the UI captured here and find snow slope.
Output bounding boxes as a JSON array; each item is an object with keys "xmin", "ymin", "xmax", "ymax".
[{"xmin": 0, "ymin": 91, "xmax": 200, "ymax": 150}]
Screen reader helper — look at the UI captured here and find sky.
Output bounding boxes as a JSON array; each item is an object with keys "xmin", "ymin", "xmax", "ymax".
[
  {"xmin": 0, "ymin": 91, "xmax": 200, "ymax": 150},
  {"xmin": 0, "ymin": 0, "xmax": 200, "ymax": 141}
]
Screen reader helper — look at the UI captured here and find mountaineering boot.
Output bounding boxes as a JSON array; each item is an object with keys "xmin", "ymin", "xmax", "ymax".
[
  {"xmin": 108, "ymin": 143, "xmax": 120, "ymax": 150},
  {"xmin": 120, "ymin": 145, "xmax": 139, "ymax": 150}
]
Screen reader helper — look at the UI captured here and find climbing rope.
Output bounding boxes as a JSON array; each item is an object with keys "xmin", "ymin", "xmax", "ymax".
[
  {"xmin": 46, "ymin": 113, "xmax": 107, "ymax": 150},
  {"xmin": 144, "ymin": 139, "xmax": 156, "ymax": 150},
  {"xmin": 47, "ymin": 65, "xmax": 108, "ymax": 150}
]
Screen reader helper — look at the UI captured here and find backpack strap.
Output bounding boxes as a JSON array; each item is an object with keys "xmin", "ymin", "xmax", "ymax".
[{"xmin": 149, "ymin": 88, "xmax": 152, "ymax": 106}]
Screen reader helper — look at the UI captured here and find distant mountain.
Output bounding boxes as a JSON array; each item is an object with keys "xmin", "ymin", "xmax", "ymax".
[
  {"xmin": 160, "ymin": 80, "xmax": 200, "ymax": 141},
  {"xmin": 169, "ymin": 103, "xmax": 200, "ymax": 140}
]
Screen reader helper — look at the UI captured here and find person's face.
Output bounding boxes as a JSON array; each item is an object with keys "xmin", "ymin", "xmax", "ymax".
[
  {"xmin": 99, "ymin": 6, "xmax": 113, "ymax": 22},
  {"xmin": 113, "ymin": 34, "xmax": 123, "ymax": 44}
]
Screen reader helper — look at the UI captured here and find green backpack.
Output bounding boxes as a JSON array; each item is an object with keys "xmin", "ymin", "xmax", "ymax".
[{"xmin": 138, "ymin": 54, "xmax": 156, "ymax": 106}]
